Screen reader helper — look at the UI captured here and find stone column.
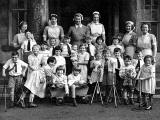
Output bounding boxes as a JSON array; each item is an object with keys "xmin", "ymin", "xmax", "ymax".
[{"xmin": 27, "ymin": 0, "xmax": 48, "ymax": 44}]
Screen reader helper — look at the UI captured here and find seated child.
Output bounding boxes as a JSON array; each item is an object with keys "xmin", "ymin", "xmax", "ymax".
[
  {"xmin": 2, "ymin": 51, "xmax": 28, "ymax": 107},
  {"xmin": 50, "ymin": 66, "xmax": 69, "ymax": 105},
  {"xmin": 119, "ymin": 55, "xmax": 136, "ymax": 105},
  {"xmin": 68, "ymin": 66, "xmax": 88, "ymax": 106}
]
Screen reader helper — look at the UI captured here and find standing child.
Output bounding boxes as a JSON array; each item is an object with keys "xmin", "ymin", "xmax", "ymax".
[
  {"xmin": 102, "ymin": 49, "xmax": 116, "ymax": 100},
  {"xmin": 136, "ymin": 55, "xmax": 155, "ymax": 110},
  {"xmin": 77, "ymin": 44, "xmax": 90, "ymax": 83},
  {"xmin": 68, "ymin": 66, "xmax": 88, "ymax": 106},
  {"xmin": 72, "ymin": 44, "xmax": 78, "ymax": 53},
  {"xmin": 108, "ymin": 36, "xmax": 124, "ymax": 57},
  {"xmin": 61, "ymin": 36, "xmax": 72, "ymax": 75},
  {"xmin": 119, "ymin": 55, "xmax": 136, "ymax": 105},
  {"xmin": 50, "ymin": 66, "xmax": 69, "ymax": 105},
  {"xmin": 19, "ymin": 45, "xmax": 46, "ymax": 108},
  {"xmin": 48, "ymin": 37, "xmax": 57, "ymax": 56},
  {"xmin": 2, "ymin": 51, "xmax": 28, "ymax": 107},
  {"xmin": 39, "ymin": 41, "xmax": 50, "ymax": 66},
  {"xmin": 113, "ymin": 48, "xmax": 125, "ymax": 96},
  {"xmin": 21, "ymin": 31, "xmax": 37, "ymax": 63}
]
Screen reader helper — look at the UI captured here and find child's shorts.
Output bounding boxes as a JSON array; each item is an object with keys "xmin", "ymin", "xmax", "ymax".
[{"xmin": 8, "ymin": 75, "xmax": 23, "ymax": 89}]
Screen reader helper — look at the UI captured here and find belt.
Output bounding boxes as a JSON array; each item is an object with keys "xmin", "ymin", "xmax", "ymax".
[{"xmin": 9, "ymin": 75, "xmax": 22, "ymax": 77}]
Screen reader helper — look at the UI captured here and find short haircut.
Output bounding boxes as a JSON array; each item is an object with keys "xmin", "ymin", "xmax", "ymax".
[
  {"xmin": 55, "ymin": 46, "xmax": 62, "ymax": 52},
  {"xmin": 11, "ymin": 51, "xmax": 19, "ymax": 56},
  {"xmin": 72, "ymin": 66, "xmax": 81, "ymax": 72},
  {"xmin": 114, "ymin": 47, "xmax": 121, "ymax": 53},
  {"xmin": 124, "ymin": 55, "xmax": 132, "ymax": 60},
  {"xmin": 47, "ymin": 57, "xmax": 56, "ymax": 64},
  {"xmin": 144, "ymin": 55, "xmax": 154, "ymax": 65},
  {"xmin": 135, "ymin": 49, "xmax": 142, "ymax": 54},
  {"xmin": 56, "ymin": 65, "xmax": 65, "ymax": 72},
  {"xmin": 103, "ymin": 49, "xmax": 111, "ymax": 54},
  {"xmin": 19, "ymin": 21, "xmax": 27, "ymax": 29},
  {"xmin": 32, "ymin": 44, "xmax": 40, "ymax": 50},
  {"xmin": 96, "ymin": 36, "xmax": 104, "ymax": 43}
]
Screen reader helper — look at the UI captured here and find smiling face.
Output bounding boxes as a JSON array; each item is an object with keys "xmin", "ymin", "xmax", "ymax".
[
  {"xmin": 79, "ymin": 45, "xmax": 86, "ymax": 53},
  {"xmin": 95, "ymin": 53, "xmax": 102, "ymax": 60},
  {"xmin": 114, "ymin": 51, "xmax": 121, "ymax": 58},
  {"xmin": 124, "ymin": 59, "xmax": 131, "ymax": 66},
  {"xmin": 141, "ymin": 24, "xmax": 149, "ymax": 34},
  {"xmin": 93, "ymin": 14, "xmax": 100, "ymax": 23},
  {"xmin": 50, "ymin": 16, "xmax": 57, "ymax": 25},
  {"xmin": 113, "ymin": 38, "xmax": 119, "ymax": 45},
  {"xmin": 125, "ymin": 23, "xmax": 132, "ymax": 32},
  {"xmin": 55, "ymin": 50, "xmax": 61, "ymax": 56},
  {"xmin": 32, "ymin": 46, "xmax": 40, "ymax": 56},
  {"xmin": 145, "ymin": 57, "xmax": 152, "ymax": 66},
  {"xmin": 12, "ymin": 55, "xmax": 19, "ymax": 63},
  {"xmin": 74, "ymin": 16, "xmax": 81, "ymax": 25},
  {"xmin": 57, "ymin": 69, "xmax": 64, "ymax": 76},
  {"xmin": 50, "ymin": 38, "xmax": 56, "ymax": 46},
  {"xmin": 21, "ymin": 24, "xmax": 27, "ymax": 33}
]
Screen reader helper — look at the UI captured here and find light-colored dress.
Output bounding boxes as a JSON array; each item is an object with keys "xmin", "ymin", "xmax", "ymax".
[
  {"xmin": 78, "ymin": 52, "xmax": 90, "ymax": 82},
  {"xmin": 53, "ymin": 55, "xmax": 66, "ymax": 70},
  {"xmin": 39, "ymin": 50, "xmax": 50, "ymax": 66},
  {"xmin": 87, "ymin": 22, "xmax": 105, "ymax": 43},
  {"xmin": 137, "ymin": 33, "xmax": 156, "ymax": 57},
  {"xmin": 43, "ymin": 24, "xmax": 64, "ymax": 46},
  {"xmin": 90, "ymin": 59, "xmax": 104, "ymax": 84},
  {"xmin": 24, "ymin": 54, "xmax": 46, "ymax": 98},
  {"xmin": 137, "ymin": 64, "xmax": 155, "ymax": 94},
  {"xmin": 122, "ymin": 31, "xmax": 137, "ymax": 58}
]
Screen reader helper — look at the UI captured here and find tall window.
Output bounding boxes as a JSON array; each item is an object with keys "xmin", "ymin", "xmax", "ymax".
[{"xmin": 8, "ymin": 0, "xmax": 27, "ymax": 44}]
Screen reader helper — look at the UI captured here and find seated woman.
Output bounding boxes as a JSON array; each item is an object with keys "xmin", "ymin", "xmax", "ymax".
[
  {"xmin": 49, "ymin": 66, "xmax": 69, "ymax": 105},
  {"xmin": 68, "ymin": 66, "xmax": 88, "ymax": 107}
]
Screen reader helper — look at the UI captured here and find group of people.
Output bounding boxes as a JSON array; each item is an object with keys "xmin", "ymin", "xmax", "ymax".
[{"xmin": 2, "ymin": 11, "xmax": 157, "ymax": 110}]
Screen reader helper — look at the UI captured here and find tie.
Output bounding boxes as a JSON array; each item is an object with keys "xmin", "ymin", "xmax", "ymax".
[
  {"xmin": 117, "ymin": 58, "xmax": 120, "ymax": 69},
  {"xmin": 14, "ymin": 63, "xmax": 17, "ymax": 73},
  {"xmin": 105, "ymin": 58, "xmax": 108, "ymax": 71},
  {"xmin": 87, "ymin": 44, "xmax": 91, "ymax": 55},
  {"xmin": 66, "ymin": 44, "xmax": 71, "ymax": 56},
  {"xmin": 27, "ymin": 40, "xmax": 31, "ymax": 51},
  {"xmin": 136, "ymin": 60, "xmax": 140, "ymax": 70},
  {"xmin": 52, "ymin": 47, "xmax": 55, "ymax": 56}
]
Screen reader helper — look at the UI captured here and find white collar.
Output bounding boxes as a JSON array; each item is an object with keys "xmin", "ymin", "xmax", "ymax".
[
  {"xmin": 75, "ymin": 24, "xmax": 82, "ymax": 28},
  {"xmin": 92, "ymin": 21, "xmax": 100, "ymax": 25}
]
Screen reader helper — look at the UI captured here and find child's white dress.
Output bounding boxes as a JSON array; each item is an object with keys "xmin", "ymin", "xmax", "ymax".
[
  {"xmin": 39, "ymin": 50, "xmax": 50, "ymax": 66},
  {"xmin": 137, "ymin": 64, "xmax": 155, "ymax": 94},
  {"xmin": 24, "ymin": 54, "xmax": 46, "ymax": 98},
  {"xmin": 78, "ymin": 52, "xmax": 90, "ymax": 82}
]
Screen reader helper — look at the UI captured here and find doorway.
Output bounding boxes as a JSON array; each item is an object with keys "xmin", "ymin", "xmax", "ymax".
[{"xmin": 49, "ymin": 0, "xmax": 119, "ymax": 45}]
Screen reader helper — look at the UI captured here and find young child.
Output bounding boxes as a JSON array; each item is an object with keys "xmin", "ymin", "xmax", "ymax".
[
  {"xmin": 88, "ymin": 52, "xmax": 104, "ymax": 96},
  {"xmin": 77, "ymin": 44, "xmax": 90, "ymax": 83},
  {"xmin": 102, "ymin": 49, "xmax": 116, "ymax": 100},
  {"xmin": 68, "ymin": 66, "xmax": 88, "ymax": 106},
  {"xmin": 61, "ymin": 36, "xmax": 72, "ymax": 75},
  {"xmin": 53, "ymin": 46, "xmax": 66, "ymax": 73},
  {"xmin": 119, "ymin": 55, "xmax": 136, "ymax": 105},
  {"xmin": 50, "ymin": 66, "xmax": 69, "ymax": 105},
  {"xmin": 72, "ymin": 44, "xmax": 78, "ymax": 53},
  {"xmin": 39, "ymin": 41, "xmax": 50, "ymax": 66},
  {"xmin": 2, "ymin": 51, "xmax": 28, "ymax": 107},
  {"xmin": 21, "ymin": 31, "xmax": 37, "ymax": 63},
  {"xmin": 94, "ymin": 36, "xmax": 107, "ymax": 55},
  {"xmin": 113, "ymin": 48, "xmax": 124, "ymax": 96},
  {"xmin": 19, "ymin": 45, "xmax": 46, "ymax": 108},
  {"xmin": 108, "ymin": 36, "xmax": 124, "ymax": 57},
  {"xmin": 136, "ymin": 55, "xmax": 155, "ymax": 110}
]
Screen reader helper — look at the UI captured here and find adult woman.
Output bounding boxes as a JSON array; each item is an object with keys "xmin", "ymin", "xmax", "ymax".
[
  {"xmin": 67, "ymin": 13, "xmax": 87, "ymax": 47},
  {"xmin": 12, "ymin": 21, "xmax": 28, "ymax": 59},
  {"xmin": 137, "ymin": 23, "xmax": 157, "ymax": 59},
  {"xmin": 43, "ymin": 14, "xmax": 64, "ymax": 46},
  {"xmin": 87, "ymin": 11, "xmax": 105, "ymax": 44},
  {"xmin": 122, "ymin": 21, "xmax": 137, "ymax": 58}
]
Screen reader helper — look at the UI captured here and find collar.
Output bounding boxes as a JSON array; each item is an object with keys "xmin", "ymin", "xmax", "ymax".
[
  {"xmin": 92, "ymin": 21, "xmax": 100, "ymax": 25},
  {"xmin": 75, "ymin": 24, "xmax": 82, "ymax": 28},
  {"xmin": 50, "ymin": 23, "xmax": 57, "ymax": 27}
]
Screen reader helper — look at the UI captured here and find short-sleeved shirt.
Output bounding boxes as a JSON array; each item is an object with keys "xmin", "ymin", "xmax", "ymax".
[
  {"xmin": 78, "ymin": 52, "xmax": 90, "ymax": 63},
  {"xmin": 21, "ymin": 39, "xmax": 37, "ymax": 52},
  {"xmin": 53, "ymin": 55, "xmax": 66, "ymax": 69},
  {"xmin": 13, "ymin": 32, "xmax": 27, "ymax": 48},
  {"xmin": 68, "ymin": 24, "xmax": 87, "ymax": 46},
  {"xmin": 68, "ymin": 74, "xmax": 85, "ymax": 86},
  {"xmin": 53, "ymin": 74, "xmax": 67, "ymax": 85},
  {"xmin": 3, "ymin": 59, "xmax": 28, "ymax": 76}
]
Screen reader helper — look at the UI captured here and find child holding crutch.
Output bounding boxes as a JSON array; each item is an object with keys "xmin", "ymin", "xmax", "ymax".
[{"xmin": 2, "ymin": 51, "xmax": 28, "ymax": 107}]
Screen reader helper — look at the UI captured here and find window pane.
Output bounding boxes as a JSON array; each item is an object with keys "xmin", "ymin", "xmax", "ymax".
[
  {"xmin": 144, "ymin": 9, "xmax": 152, "ymax": 20},
  {"xmin": 18, "ymin": 0, "xmax": 25, "ymax": 9},
  {"xmin": 152, "ymin": 10, "xmax": 158, "ymax": 20},
  {"xmin": 152, "ymin": 5, "xmax": 158, "ymax": 9},
  {"xmin": 145, "ymin": 5, "xmax": 151, "ymax": 9},
  {"xmin": 145, "ymin": 0, "xmax": 151, "ymax": 5},
  {"xmin": 153, "ymin": 0, "xmax": 158, "ymax": 5}
]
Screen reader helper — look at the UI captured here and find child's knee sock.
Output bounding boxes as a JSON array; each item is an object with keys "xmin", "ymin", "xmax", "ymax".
[
  {"xmin": 29, "ymin": 93, "xmax": 35, "ymax": 103},
  {"xmin": 123, "ymin": 90, "xmax": 127, "ymax": 99},
  {"xmin": 71, "ymin": 85, "xmax": 76, "ymax": 98},
  {"xmin": 10, "ymin": 88, "xmax": 15, "ymax": 102}
]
